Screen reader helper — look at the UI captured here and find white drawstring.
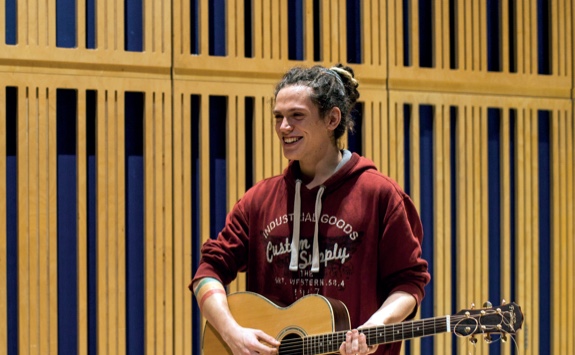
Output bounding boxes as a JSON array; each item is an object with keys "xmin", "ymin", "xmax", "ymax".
[
  {"xmin": 311, "ymin": 186, "xmax": 325, "ymax": 273},
  {"xmin": 289, "ymin": 180, "xmax": 302, "ymax": 271},
  {"xmin": 289, "ymin": 180, "xmax": 325, "ymax": 273}
]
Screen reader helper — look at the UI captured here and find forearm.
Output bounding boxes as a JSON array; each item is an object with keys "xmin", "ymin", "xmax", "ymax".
[
  {"xmin": 364, "ymin": 291, "xmax": 417, "ymax": 326},
  {"xmin": 192, "ymin": 278, "xmax": 241, "ymax": 341}
]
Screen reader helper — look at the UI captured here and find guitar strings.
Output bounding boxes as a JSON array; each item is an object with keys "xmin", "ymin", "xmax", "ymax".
[{"xmin": 274, "ymin": 312, "xmax": 517, "ymax": 354}]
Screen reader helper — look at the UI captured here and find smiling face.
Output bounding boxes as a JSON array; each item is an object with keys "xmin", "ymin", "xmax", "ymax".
[{"xmin": 273, "ymin": 85, "xmax": 340, "ymax": 168}]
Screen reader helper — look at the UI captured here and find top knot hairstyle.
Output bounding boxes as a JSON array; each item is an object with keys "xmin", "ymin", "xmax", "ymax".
[{"xmin": 274, "ymin": 63, "xmax": 360, "ymax": 142}]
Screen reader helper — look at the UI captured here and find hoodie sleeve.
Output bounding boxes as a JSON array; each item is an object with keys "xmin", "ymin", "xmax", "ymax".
[
  {"xmin": 190, "ymin": 197, "xmax": 250, "ymax": 288},
  {"xmin": 378, "ymin": 193, "xmax": 430, "ymax": 318}
]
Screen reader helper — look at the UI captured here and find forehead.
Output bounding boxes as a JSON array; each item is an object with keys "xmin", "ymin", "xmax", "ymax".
[{"xmin": 273, "ymin": 85, "xmax": 315, "ymax": 111}]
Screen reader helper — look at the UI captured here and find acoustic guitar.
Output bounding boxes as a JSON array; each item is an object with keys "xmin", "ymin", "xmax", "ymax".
[{"xmin": 202, "ymin": 291, "xmax": 523, "ymax": 355}]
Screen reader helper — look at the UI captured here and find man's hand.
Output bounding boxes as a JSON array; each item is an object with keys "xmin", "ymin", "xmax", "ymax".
[
  {"xmin": 222, "ymin": 325, "xmax": 280, "ymax": 355},
  {"xmin": 338, "ymin": 328, "xmax": 378, "ymax": 355}
]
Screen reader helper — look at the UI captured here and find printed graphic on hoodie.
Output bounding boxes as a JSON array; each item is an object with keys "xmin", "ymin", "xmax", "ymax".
[{"xmin": 261, "ymin": 212, "xmax": 364, "ymax": 299}]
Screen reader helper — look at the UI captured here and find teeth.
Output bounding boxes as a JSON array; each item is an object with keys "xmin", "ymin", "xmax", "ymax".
[{"xmin": 284, "ymin": 137, "xmax": 300, "ymax": 144}]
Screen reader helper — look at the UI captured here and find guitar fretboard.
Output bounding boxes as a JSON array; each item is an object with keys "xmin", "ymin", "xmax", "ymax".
[{"xmin": 299, "ymin": 316, "xmax": 451, "ymax": 355}]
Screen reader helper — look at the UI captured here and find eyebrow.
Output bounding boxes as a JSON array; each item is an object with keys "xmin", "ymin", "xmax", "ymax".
[{"xmin": 273, "ymin": 107, "xmax": 308, "ymax": 115}]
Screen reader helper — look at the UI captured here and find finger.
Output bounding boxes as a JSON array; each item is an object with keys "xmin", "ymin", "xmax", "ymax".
[
  {"xmin": 358, "ymin": 332, "xmax": 369, "ymax": 354},
  {"xmin": 254, "ymin": 330, "xmax": 281, "ymax": 347},
  {"xmin": 344, "ymin": 329, "xmax": 361, "ymax": 354}
]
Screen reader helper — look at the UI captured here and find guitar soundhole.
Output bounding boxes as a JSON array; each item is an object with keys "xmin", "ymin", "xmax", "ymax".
[{"xmin": 278, "ymin": 333, "xmax": 303, "ymax": 355}]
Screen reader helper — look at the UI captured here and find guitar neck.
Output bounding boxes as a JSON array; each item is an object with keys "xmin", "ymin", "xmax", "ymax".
[{"xmin": 301, "ymin": 316, "xmax": 451, "ymax": 354}]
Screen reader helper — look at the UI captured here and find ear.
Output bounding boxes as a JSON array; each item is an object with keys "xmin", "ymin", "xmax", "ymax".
[{"xmin": 325, "ymin": 107, "xmax": 342, "ymax": 131}]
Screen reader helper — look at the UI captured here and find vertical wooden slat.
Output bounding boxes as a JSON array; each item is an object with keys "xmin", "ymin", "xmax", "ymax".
[
  {"xmin": 118, "ymin": 0, "xmax": 125, "ymax": 51},
  {"xmin": 263, "ymin": 0, "xmax": 272, "ymax": 59},
  {"xmin": 550, "ymin": 110, "xmax": 559, "ymax": 353},
  {"xmin": 279, "ymin": 0, "xmax": 288, "ymax": 60},
  {"xmin": 566, "ymin": 108, "xmax": 574, "ymax": 355},
  {"xmin": 337, "ymin": 0, "xmax": 346, "ymax": 63},
  {"xmin": 480, "ymin": 105, "xmax": 489, "ymax": 311},
  {"xmin": 371, "ymin": 100, "xmax": 382, "ymax": 170},
  {"xmin": 200, "ymin": 0, "xmax": 209, "ymax": 55},
  {"xmin": 38, "ymin": 0, "xmax": 47, "ymax": 46},
  {"xmin": 461, "ymin": 0, "xmax": 471, "ymax": 70},
  {"xmin": 38, "ymin": 87, "xmax": 50, "ymax": 355},
  {"xmin": 29, "ymin": 0, "xmax": 39, "ymax": 46},
  {"xmin": 531, "ymin": 109, "xmax": 540, "ymax": 355},
  {"xmin": 501, "ymin": 0, "xmax": 510, "ymax": 73},
  {"xmin": 516, "ymin": 108, "xmax": 527, "ymax": 354},
  {"xmin": 227, "ymin": 96, "xmax": 239, "ymax": 294},
  {"xmin": 77, "ymin": 0, "xmax": 87, "ymax": 48},
  {"xmin": 144, "ymin": 0, "xmax": 153, "ymax": 52},
  {"xmin": 388, "ymin": 0, "xmax": 402, "ymax": 67},
  {"xmin": 381, "ymin": 100, "xmax": 391, "ymax": 174},
  {"xmin": 178, "ymin": 0, "xmax": 190, "ymax": 55},
  {"xmin": 76, "ymin": 89, "xmax": 88, "ymax": 355},
  {"xmin": 37, "ymin": 88, "xmax": 48, "ymax": 351},
  {"xmin": 559, "ymin": 111, "xmax": 568, "ymax": 354},
  {"xmin": 172, "ymin": 91, "xmax": 184, "ymax": 354},
  {"xmin": 227, "ymin": 0, "xmax": 238, "ymax": 57},
  {"xmin": 254, "ymin": 95, "xmax": 264, "ymax": 183},
  {"xmin": 182, "ymin": 92, "xmax": 193, "ymax": 355},
  {"xmin": 435, "ymin": 0, "xmax": 447, "ymax": 69},
  {"xmin": 516, "ymin": 0, "xmax": 525, "ymax": 74},
  {"xmin": 411, "ymin": 0, "xmax": 419, "ymax": 69},
  {"xmin": 107, "ymin": 91, "xmax": 119, "ymax": 354},
  {"xmin": 238, "ymin": 0, "xmax": 247, "ymax": 58},
  {"xmin": 152, "ymin": 92, "xmax": 164, "ymax": 355},
  {"xmin": 409, "ymin": 103, "xmax": 421, "ymax": 355},
  {"xmin": 530, "ymin": 0, "xmax": 538, "ymax": 74},
  {"xmin": 117, "ymin": 91, "xmax": 126, "ymax": 355},
  {"xmin": 433, "ymin": 105, "xmax": 445, "ymax": 355},
  {"xmin": 500, "ymin": 107, "xmax": 511, "ymax": 355},
  {"xmin": 0, "ymin": 85, "xmax": 7, "ymax": 355},
  {"xmin": 17, "ymin": 86, "xmax": 30, "ymax": 355},
  {"xmin": 455, "ymin": 105, "xmax": 466, "ymax": 353},
  {"xmin": 144, "ymin": 88, "xmax": 156, "ymax": 353},
  {"xmin": 262, "ymin": 95, "xmax": 273, "ymax": 178},
  {"xmin": 479, "ymin": 0, "xmax": 487, "ymax": 71},
  {"xmin": 472, "ymin": 106, "xmax": 481, "ymax": 301},
  {"xmin": 472, "ymin": 0, "xmax": 481, "ymax": 71},
  {"xmin": 270, "ymin": 0, "xmax": 280, "ymax": 60},
  {"xmin": 454, "ymin": 0, "xmax": 462, "ymax": 70},
  {"xmin": 409, "ymin": 104, "xmax": 420, "ymax": 208},
  {"xmin": 387, "ymin": 99, "xmax": 398, "ymax": 182},
  {"xmin": 567, "ymin": 0, "xmax": 574, "ymax": 78},
  {"xmin": 320, "ymin": 0, "xmax": 329, "ymax": 62},
  {"xmin": 363, "ymin": 0, "xmax": 373, "ymax": 66},
  {"xmin": 362, "ymin": 100, "xmax": 373, "ymax": 161},
  {"xmin": 96, "ymin": 90, "xmax": 108, "ymax": 354},
  {"xmin": 0, "ymin": 0, "xmax": 5, "ymax": 45},
  {"xmin": 200, "ymin": 95, "xmax": 211, "ymax": 245},
  {"xmin": 253, "ymin": 0, "xmax": 263, "ymax": 59},
  {"xmin": 49, "ymin": 87, "xmax": 59, "ymax": 355},
  {"xmin": 164, "ymin": 91, "xmax": 174, "ymax": 355},
  {"xmin": 29, "ymin": 87, "xmax": 40, "ymax": 355}
]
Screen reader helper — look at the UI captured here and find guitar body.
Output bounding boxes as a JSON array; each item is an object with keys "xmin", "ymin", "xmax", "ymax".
[{"xmin": 202, "ymin": 292, "xmax": 351, "ymax": 355}]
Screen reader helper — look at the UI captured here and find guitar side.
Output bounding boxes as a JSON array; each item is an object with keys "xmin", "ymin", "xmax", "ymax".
[{"xmin": 202, "ymin": 292, "xmax": 351, "ymax": 355}]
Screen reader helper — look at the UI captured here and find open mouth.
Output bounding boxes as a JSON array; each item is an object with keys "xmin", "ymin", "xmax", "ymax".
[{"xmin": 283, "ymin": 137, "xmax": 301, "ymax": 144}]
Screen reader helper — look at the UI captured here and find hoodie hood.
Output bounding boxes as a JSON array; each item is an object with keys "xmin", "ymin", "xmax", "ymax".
[{"xmin": 285, "ymin": 151, "xmax": 377, "ymax": 272}]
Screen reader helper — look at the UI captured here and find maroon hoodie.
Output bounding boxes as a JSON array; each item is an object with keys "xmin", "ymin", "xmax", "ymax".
[{"xmin": 193, "ymin": 152, "xmax": 430, "ymax": 355}]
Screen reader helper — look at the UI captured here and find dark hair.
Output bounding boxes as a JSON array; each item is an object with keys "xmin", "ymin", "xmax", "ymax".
[{"xmin": 274, "ymin": 63, "xmax": 360, "ymax": 142}]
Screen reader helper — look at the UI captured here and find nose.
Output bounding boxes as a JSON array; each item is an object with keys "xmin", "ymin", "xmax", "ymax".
[{"xmin": 278, "ymin": 117, "xmax": 292, "ymax": 132}]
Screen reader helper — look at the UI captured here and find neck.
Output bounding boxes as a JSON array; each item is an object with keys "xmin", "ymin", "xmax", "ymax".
[{"xmin": 298, "ymin": 147, "xmax": 342, "ymax": 189}]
